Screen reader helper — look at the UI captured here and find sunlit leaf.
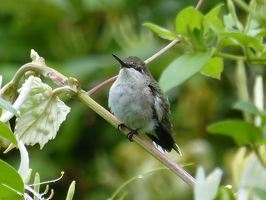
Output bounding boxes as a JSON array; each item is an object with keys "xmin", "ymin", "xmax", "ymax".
[
  {"xmin": 0, "ymin": 121, "xmax": 17, "ymax": 146},
  {"xmin": 204, "ymin": 4, "xmax": 224, "ymax": 33},
  {"xmin": 175, "ymin": 7, "xmax": 204, "ymax": 37},
  {"xmin": 14, "ymin": 77, "xmax": 71, "ymax": 149},
  {"xmin": 188, "ymin": 27, "xmax": 206, "ymax": 51},
  {"xmin": 233, "ymin": 101, "xmax": 261, "ymax": 116},
  {"xmin": 0, "ymin": 159, "xmax": 24, "ymax": 200},
  {"xmin": 207, "ymin": 120, "xmax": 262, "ymax": 145},
  {"xmin": 219, "ymin": 32, "xmax": 262, "ymax": 53},
  {"xmin": 143, "ymin": 23, "xmax": 179, "ymax": 40},
  {"xmin": 159, "ymin": 49, "xmax": 213, "ymax": 93},
  {"xmin": 233, "ymin": 101, "xmax": 266, "ymax": 122},
  {"xmin": 201, "ymin": 57, "xmax": 223, "ymax": 79}
]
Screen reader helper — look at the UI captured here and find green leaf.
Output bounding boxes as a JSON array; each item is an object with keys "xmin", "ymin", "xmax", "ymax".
[
  {"xmin": 0, "ymin": 159, "xmax": 24, "ymax": 199},
  {"xmin": 233, "ymin": 101, "xmax": 261, "ymax": 116},
  {"xmin": 143, "ymin": 23, "xmax": 179, "ymax": 40},
  {"xmin": 219, "ymin": 32, "xmax": 262, "ymax": 53},
  {"xmin": 201, "ymin": 57, "xmax": 223, "ymax": 79},
  {"xmin": 0, "ymin": 98, "xmax": 17, "ymax": 114},
  {"xmin": 175, "ymin": 7, "xmax": 204, "ymax": 37},
  {"xmin": 14, "ymin": 77, "xmax": 71, "ymax": 149},
  {"xmin": 233, "ymin": 101, "xmax": 266, "ymax": 122},
  {"xmin": 188, "ymin": 27, "xmax": 206, "ymax": 51},
  {"xmin": 207, "ymin": 120, "xmax": 263, "ymax": 145},
  {"xmin": 204, "ymin": 4, "xmax": 224, "ymax": 33},
  {"xmin": 0, "ymin": 121, "xmax": 18, "ymax": 146},
  {"xmin": 203, "ymin": 4, "xmax": 224, "ymax": 44},
  {"xmin": 159, "ymin": 49, "xmax": 213, "ymax": 93}
]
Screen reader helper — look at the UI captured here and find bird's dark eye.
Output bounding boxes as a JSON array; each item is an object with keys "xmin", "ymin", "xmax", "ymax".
[{"xmin": 135, "ymin": 67, "xmax": 143, "ymax": 73}]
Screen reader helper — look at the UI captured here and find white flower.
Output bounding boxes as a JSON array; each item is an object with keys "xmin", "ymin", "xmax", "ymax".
[
  {"xmin": 237, "ymin": 149, "xmax": 266, "ymax": 200},
  {"xmin": 194, "ymin": 166, "xmax": 223, "ymax": 200},
  {"xmin": 253, "ymin": 75, "xmax": 264, "ymax": 127},
  {"xmin": 0, "ymin": 76, "xmax": 34, "ymax": 123}
]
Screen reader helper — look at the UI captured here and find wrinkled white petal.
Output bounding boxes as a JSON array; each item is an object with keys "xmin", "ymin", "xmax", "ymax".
[
  {"xmin": 194, "ymin": 166, "xmax": 223, "ymax": 200},
  {"xmin": 14, "ymin": 77, "xmax": 70, "ymax": 148}
]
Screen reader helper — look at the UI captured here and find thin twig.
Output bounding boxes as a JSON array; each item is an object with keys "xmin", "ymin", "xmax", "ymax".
[
  {"xmin": 195, "ymin": 0, "xmax": 204, "ymax": 10},
  {"xmin": 144, "ymin": 40, "xmax": 180, "ymax": 64},
  {"xmin": 87, "ymin": 75, "xmax": 118, "ymax": 95}
]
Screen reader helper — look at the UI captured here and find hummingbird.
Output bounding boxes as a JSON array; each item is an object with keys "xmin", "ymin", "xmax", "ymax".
[{"xmin": 108, "ymin": 54, "xmax": 181, "ymax": 155}]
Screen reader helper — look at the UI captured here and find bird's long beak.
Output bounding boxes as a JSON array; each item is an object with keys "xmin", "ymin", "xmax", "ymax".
[{"xmin": 112, "ymin": 54, "xmax": 129, "ymax": 68}]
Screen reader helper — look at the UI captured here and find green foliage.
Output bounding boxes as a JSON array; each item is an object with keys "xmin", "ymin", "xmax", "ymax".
[
  {"xmin": 175, "ymin": 7, "xmax": 204, "ymax": 44},
  {"xmin": 233, "ymin": 101, "xmax": 266, "ymax": 120},
  {"xmin": 142, "ymin": 23, "xmax": 179, "ymax": 40},
  {"xmin": 145, "ymin": 0, "xmax": 266, "ymax": 91},
  {"xmin": 145, "ymin": 5, "xmax": 226, "ymax": 89},
  {"xmin": 207, "ymin": 120, "xmax": 262, "ymax": 145},
  {"xmin": 0, "ymin": 121, "xmax": 18, "ymax": 146},
  {"xmin": 159, "ymin": 49, "xmax": 213, "ymax": 92},
  {"xmin": 200, "ymin": 57, "xmax": 223, "ymax": 79},
  {"xmin": 0, "ymin": 159, "xmax": 24, "ymax": 200}
]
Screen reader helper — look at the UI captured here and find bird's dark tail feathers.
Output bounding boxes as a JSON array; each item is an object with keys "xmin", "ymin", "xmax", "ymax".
[{"xmin": 146, "ymin": 124, "xmax": 182, "ymax": 155}]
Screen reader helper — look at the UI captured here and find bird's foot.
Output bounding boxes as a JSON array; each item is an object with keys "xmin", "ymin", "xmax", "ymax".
[
  {"xmin": 117, "ymin": 124, "xmax": 138, "ymax": 142},
  {"xmin": 118, "ymin": 123, "xmax": 125, "ymax": 131},
  {"xmin": 126, "ymin": 129, "xmax": 138, "ymax": 142}
]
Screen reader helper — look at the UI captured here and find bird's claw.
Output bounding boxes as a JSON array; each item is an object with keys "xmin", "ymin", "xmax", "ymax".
[
  {"xmin": 126, "ymin": 130, "xmax": 138, "ymax": 142},
  {"xmin": 118, "ymin": 123, "xmax": 125, "ymax": 131},
  {"xmin": 117, "ymin": 124, "xmax": 138, "ymax": 142}
]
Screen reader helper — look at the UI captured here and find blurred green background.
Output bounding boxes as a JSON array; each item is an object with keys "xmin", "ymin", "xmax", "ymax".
[{"xmin": 0, "ymin": 0, "xmax": 250, "ymax": 199}]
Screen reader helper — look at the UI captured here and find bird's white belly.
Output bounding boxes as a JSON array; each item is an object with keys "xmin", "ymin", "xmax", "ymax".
[{"xmin": 109, "ymin": 84, "xmax": 155, "ymax": 132}]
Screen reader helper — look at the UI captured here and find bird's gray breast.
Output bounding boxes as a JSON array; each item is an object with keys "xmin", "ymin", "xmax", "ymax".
[{"xmin": 109, "ymin": 81, "xmax": 156, "ymax": 132}]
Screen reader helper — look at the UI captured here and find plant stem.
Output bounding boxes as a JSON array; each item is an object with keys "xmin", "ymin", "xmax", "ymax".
[
  {"xmin": 77, "ymin": 90, "xmax": 196, "ymax": 188},
  {"xmin": 195, "ymin": 0, "xmax": 204, "ymax": 10},
  {"xmin": 233, "ymin": 0, "xmax": 253, "ymax": 14},
  {"xmin": 0, "ymin": 63, "xmax": 68, "ymax": 96},
  {"xmin": 145, "ymin": 40, "xmax": 180, "ymax": 64},
  {"xmin": 87, "ymin": 75, "xmax": 118, "ymax": 95},
  {"xmin": 214, "ymin": 52, "xmax": 246, "ymax": 61}
]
